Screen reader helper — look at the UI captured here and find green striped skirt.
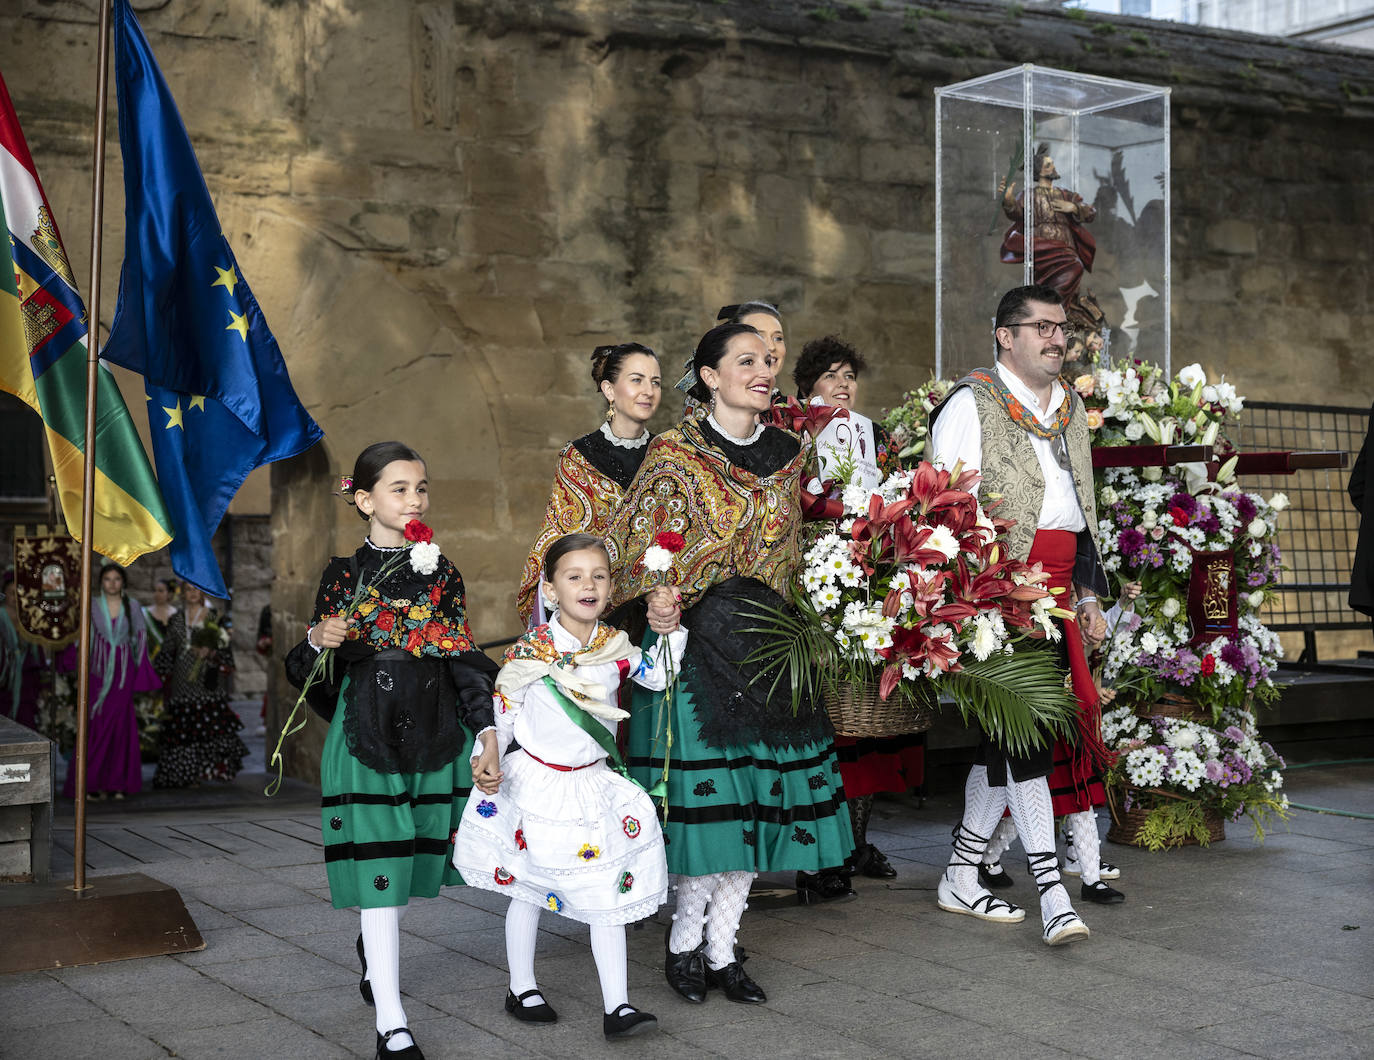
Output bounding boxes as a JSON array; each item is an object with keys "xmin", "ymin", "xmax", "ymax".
[
  {"xmin": 320, "ymin": 679, "xmax": 474, "ymax": 909},
  {"xmin": 626, "ymin": 666, "xmax": 854, "ymax": 877}
]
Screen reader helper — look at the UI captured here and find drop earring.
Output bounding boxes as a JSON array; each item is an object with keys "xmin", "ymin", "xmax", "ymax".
[{"xmin": 604, "ymin": 399, "xmax": 615, "ymax": 423}]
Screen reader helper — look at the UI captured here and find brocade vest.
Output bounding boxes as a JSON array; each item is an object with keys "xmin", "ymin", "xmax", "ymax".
[{"xmin": 946, "ymin": 374, "xmax": 1101, "ymax": 566}]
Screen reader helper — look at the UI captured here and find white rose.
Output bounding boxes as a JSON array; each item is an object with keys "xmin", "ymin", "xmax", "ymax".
[
  {"xmin": 1160, "ymin": 597, "xmax": 1180, "ymax": 619},
  {"xmin": 1142, "ymin": 509, "xmax": 1157, "ymax": 529},
  {"xmin": 1100, "ymin": 486, "xmax": 1118, "ymax": 505},
  {"xmin": 1269, "ymin": 492, "xmax": 1289, "ymax": 512},
  {"xmin": 1140, "ymin": 631, "xmax": 1159, "ymax": 655},
  {"xmin": 1177, "ymin": 363, "xmax": 1206, "ymax": 388},
  {"xmin": 1247, "ymin": 590, "xmax": 1265, "ymax": 609},
  {"xmin": 1248, "ymin": 518, "xmax": 1268, "ymax": 538},
  {"xmin": 1142, "ymin": 466, "xmax": 1162, "ymax": 482},
  {"xmin": 1124, "ymin": 420, "xmax": 1145, "ymax": 441}
]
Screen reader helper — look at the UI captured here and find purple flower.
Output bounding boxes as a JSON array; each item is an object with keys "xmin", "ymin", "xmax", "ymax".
[
  {"xmin": 1220, "ymin": 642, "xmax": 1246, "ymax": 669},
  {"xmin": 1246, "ymin": 570, "xmax": 1267, "ymax": 587},
  {"xmin": 1198, "ymin": 513, "xmax": 1221, "ymax": 535},
  {"xmin": 1224, "ymin": 725, "xmax": 1247, "ymax": 743},
  {"xmin": 1118, "ymin": 528, "xmax": 1146, "ymax": 559},
  {"xmin": 1234, "ymin": 494, "xmax": 1257, "ymax": 523},
  {"xmin": 1140, "ymin": 543, "xmax": 1165, "ymax": 568},
  {"xmin": 1169, "ymin": 492, "xmax": 1198, "ymax": 516},
  {"xmin": 1204, "ymin": 760, "xmax": 1224, "ymax": 781}
]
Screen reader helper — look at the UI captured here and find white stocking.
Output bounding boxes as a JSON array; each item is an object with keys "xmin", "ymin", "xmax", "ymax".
[
  {"xmin": 669, "ymin": 873, "xmax": 719, "ymax": 954},
  {"xmin": 1004, "ymin": 776, "xmax": 1073, "ymax": 927},
  {"xmin": 704, "ymin": 870, "xmax": 755, "ymax": 970},
  {"xmin": 1068, "ymin": 810, "xmax": 1102, "ymax": 886},
  {"xmin": 589, "ymin": 923, "xmax": 629, "ymax": 1014},
  {"xmin": 361, "ymin": 906, "xmax": 411, "ymax": 1050},
  {"xmin": 981, "ymin": 815, "xmax": 1018, "ymax": 868},
  {"xmin": 947, "ymin": 765, "xmax": 1009, "ymax": 893},
  {"xmin": 504, "ymin": 899, "xmax": 543, "ymax": 1001}
]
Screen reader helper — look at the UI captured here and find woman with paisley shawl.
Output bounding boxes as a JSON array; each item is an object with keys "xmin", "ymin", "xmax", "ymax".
[
  {"xmin": 607, "ymin": 323, "xmax": 854, "ymax": 1007},
  {"xmin": 516, "ymin": 344, "xmax": 662, "ymax": 627}
]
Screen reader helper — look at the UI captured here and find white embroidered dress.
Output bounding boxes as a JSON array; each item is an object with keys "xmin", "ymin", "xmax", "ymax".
[{"xmin": 453, "ymin": 617, "xmax": 686, "ymax": 925}]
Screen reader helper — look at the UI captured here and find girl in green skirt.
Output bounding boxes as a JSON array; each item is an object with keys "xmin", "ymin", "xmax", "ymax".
[{"xmin": 286, "ymin": 442, "xmax": 501, "ymax": 1060}]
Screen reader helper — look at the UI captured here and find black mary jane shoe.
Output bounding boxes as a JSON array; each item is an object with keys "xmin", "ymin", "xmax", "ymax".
[
  {"xmin": 706, "ymin": 961, "xmax": 767, "ymax": 1004},
  {"xmin": 505, "ymin": 988, "xmax": 558, "ymax": 1023},
  {"xmin": 356, "ymin": 933, "xmax": 374, "ymax": 1007},
  {"xmin": 664, "ymin": 933, "xmax": 708, "ymax": 1004},
  {"xmin": 858, "ymin": 843, "xmax": 898, "ymax": 880},
  {"xmin": 375, "ymin": 1027, "xmax": 423, "ymax": 1059},
  {"xmin": 1081, "ymin": 880, "xmax": 1126, "ymax": 905},
  {"xmin": 604, "ymin": 1004, "xmax": 659, "ymax": 1040},
  {"xmin": 796, "ymin": 869, "xmax": 857, "ymax": 905},
  {"xmin": 977, "ymin": 862, "xmax": 1014, "ymax": 891}
]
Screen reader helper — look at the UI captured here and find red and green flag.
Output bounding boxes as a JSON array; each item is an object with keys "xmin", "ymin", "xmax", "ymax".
[{"xmin": 0, "ymin": 70, "xmax": 171, "ymax": 564}]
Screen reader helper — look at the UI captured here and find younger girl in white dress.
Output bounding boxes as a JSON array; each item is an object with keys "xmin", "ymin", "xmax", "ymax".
[{"xmin": 454, "ymin": 532, "xmax": 685, "ymax": 1040}]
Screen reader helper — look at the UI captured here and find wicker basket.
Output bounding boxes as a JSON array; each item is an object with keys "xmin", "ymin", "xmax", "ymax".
[
  {"xmin": 1105, "ymin": 784, "xmax": 1226, "ymax": 847},
  {"xmin": 1138, "ymin": 692, "xmax": 1210, "ymax": 723},
  {"xmin": 824, "ymin": 682, "xmax": 935, "ymax": 739}
]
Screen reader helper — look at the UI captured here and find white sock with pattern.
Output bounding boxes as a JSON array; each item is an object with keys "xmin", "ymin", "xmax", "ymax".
[
  {"xmin": 1068, "ymin": 810, "xmax": 1102, "ymax": 886},
  {"xmin": 981, "ymin": 815, "xmax": 1018, "ymax": 868},
  {"xmin": 590, "ymin": 923, "xmax": 630, "ymax": 1014},
  {"xmin": 361, "ymin": 905, "xmax": 411, "ymax": 1050},
  {"xmin": 669, "ymin": 873, "xmax": 720, "ymax": 954},
  {"xmin": 505, "ymin": 899, "xmax": 544, "ymax": 1003},
  {"xmin": 704, "ymin": 870, "xmax": 755, "ymax": 970},
  {"xmin": 1005, "ymin": 776, "xmax": 1073, "ymax": 928},
  {"xmin": 947, "ymin": 765, "xmax": 1008, "ymax": 894}
]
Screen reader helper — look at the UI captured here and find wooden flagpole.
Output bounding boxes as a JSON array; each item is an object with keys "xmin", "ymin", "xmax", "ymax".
[{"xmin": 71, "ymin": 0, "xmax": 118, "ymax": 895}]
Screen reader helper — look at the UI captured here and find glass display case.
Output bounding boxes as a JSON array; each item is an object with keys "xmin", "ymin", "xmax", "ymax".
[{"xmin": 935, "ymin": 65, "xmax": 1170, "ymax": 379}]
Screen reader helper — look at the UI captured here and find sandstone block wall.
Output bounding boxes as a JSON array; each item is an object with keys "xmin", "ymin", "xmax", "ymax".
[{"xmin": 4, "ymin": 0, "xmax": 1370, "ymax": 778}]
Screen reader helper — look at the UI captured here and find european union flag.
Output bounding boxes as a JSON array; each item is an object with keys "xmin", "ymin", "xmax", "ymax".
[{"xmin": 102, "ymin": 0, "xmax": 322, "ymax": 598}]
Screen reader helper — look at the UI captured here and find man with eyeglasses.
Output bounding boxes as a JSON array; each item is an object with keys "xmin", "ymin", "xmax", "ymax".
[{"xmin": 927, "ymin": 284, "xmax": 1118, "ymax": 946}]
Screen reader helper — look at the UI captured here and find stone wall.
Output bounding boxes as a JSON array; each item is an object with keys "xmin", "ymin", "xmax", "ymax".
[{"xmin": 4, "ymin": 0, "xmax": 1371, "ymax": 777}]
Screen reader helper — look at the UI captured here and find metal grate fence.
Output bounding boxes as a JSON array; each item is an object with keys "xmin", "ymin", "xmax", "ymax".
[{"xmin": 1232, "ymin": 401, "xmax": 1369, "ymax": 641}]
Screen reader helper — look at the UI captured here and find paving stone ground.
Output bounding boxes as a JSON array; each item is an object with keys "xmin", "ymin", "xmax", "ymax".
[{"xmin": 3, "ymin": 707, "xmax": 1371, "ymax": 1059}]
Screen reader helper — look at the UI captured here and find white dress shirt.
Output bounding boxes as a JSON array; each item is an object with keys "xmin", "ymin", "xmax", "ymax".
[{"xmin": 930, "ymin": 361, "xmax": 1086, "ymax": 532}]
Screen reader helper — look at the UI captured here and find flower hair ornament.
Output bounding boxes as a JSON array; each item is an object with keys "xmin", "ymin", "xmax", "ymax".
[{"xmin": 337, "ymin": 474, "xmax": 356, "ymax": 507}]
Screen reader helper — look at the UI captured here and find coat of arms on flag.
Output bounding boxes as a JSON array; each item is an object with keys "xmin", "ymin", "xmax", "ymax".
[{"xmin": 11, "ymin": 526, "xmax": 82, "ymax": 649}]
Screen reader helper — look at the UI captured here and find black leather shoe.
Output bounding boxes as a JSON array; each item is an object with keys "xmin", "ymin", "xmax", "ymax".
[
  {"xmin": 504, "ymin": 988, "xmax": 558, "ymax": 1023},
  {"xmin": 375, "ymin": 1027, "xmax": 423, "ymax": 1059},
  {"xmin": 1081, "ymin": 880, "xmax": 1126, "ymax": 904},
  {"xmin": 664, "ymin": 933, "xmax": 708, "ymax": 1003},
  {"xmin": 356, "ymin": 933, "xmax": 374, "ymax": 1007},
  {"xmin": 796, "ymin": 869, "xmax": 857, "ymax": 904},
  {"xmin": 706, "ymin": 961, "xmax": 766, "ymax": 1004},
  {"xmin": 604, "ymin": 1004, "xmax": 659, "ymax": 1039},
  {"xmin": 978, "ymin": 862, "xmax": 1014, "ymax": 890},
  {"xmin": 859, "ymin": 844, "xmax": 898, "ymax": 879}
]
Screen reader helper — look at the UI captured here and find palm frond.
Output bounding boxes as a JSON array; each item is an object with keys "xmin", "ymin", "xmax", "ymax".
[
  {"xmin": 733, "ymin": 595, "xmax": 840, "ymax": 716},
  {"xmin": 943, "ymin": 646, "xmax": 1078, "ymax": 759}
]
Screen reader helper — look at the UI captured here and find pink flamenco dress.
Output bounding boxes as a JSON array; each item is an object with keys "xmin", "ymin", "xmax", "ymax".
[{"xmin": 61, "ymin": 598, "xmax": 161, "ymax": 798}]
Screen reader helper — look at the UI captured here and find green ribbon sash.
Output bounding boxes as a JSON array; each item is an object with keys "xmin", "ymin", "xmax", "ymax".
[{"xmin": 539, "ymin": 675, "xmax": 642, "ymax": 790}]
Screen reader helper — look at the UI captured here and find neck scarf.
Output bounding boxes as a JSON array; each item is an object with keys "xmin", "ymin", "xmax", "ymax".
[
  {"xmin": 961, "ymin": 368, "xmax": 1072, "ymax": 440},
  {"xmin": 497, "ymin": 621, "xmax": 635, "ymax": 722}
]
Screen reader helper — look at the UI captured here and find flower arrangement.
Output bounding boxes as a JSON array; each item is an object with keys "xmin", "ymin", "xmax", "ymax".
[
  {"xmin": 1102, "ymin": 703, "xmax": 1289, "ymax": 849},
  {"xmin": 267, "ymin": 518, "xmax": 441, "ymax": 795},
  {"xmin": 188, "ymin": 617, "xmax": 231, "ymax": 683},
  {"xmin": 747, "ymin": 461, "xmax": 1080, "ymax": 756},
  {"xmin": 1096, "ymin": 465, "xmax": 1286, "ymax": 719},
  {"xmin": 880, "ymin": 376, "xmax": 956, "ymax": 462},
  {"xmin": 1073, "ymin": 359, "xmax": 1244, "ymax": 449},
  {"xmin": 637, "ymin": 530, "xmax": 686, "ymax": 820}
]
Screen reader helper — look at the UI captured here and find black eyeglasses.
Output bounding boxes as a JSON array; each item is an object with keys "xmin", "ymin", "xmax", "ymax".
[{"xmin": 1004, "ymin": 319, "xmax": 1075, "ymax": 340}]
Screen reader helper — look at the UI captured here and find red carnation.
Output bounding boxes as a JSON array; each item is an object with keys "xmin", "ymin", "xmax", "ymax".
[
  {"xmin": 1169, "ymin": 507, "xmax": 1190, "ymax": 527},
  {"xmin": 655, "ymin": 531, "xmax": 686, "ymax": 553},
  {"xmin": 1200, "ymin": 654, "xmax": 1216, "ymax": 675},
  {"xmin": 404, "ymin": 519, "xmax": 434, "ymax": 544}
]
